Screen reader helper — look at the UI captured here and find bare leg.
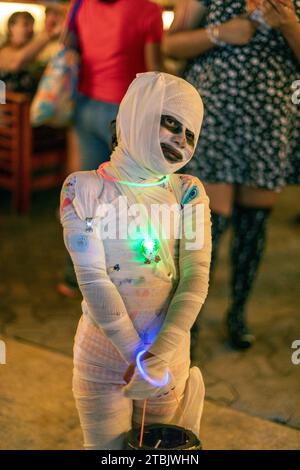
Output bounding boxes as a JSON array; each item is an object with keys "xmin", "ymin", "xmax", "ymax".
[
  {"xmin": 236, "ymin": 186, "xmax": 279, "ymax": 208},
  {"xmin": 204, "ymin": 182, "xmax": 235, "ymax": 216}
]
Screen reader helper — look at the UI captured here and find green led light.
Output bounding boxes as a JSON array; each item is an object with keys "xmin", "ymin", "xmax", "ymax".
[
  {"xmin": 140, "ymin": 238, "xmax": 161, "ymax": 264},
  {"xmin": 143, "ymin": 240, "xmax": 155, "ymax": 253}
]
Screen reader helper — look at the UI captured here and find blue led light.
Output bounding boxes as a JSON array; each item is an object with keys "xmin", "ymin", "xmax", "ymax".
[{"xmin": 136, "ymin": 350, "xmax": 170, "ymax": 387}]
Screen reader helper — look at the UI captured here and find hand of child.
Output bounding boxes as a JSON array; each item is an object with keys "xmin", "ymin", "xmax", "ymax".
[
  {"xmin": 122, "ymin": 353, "xmax": 175, "ymax": 400},
  {"xmin": 123, "ymin": 351, "xmax": 154, "ymax": 384}
]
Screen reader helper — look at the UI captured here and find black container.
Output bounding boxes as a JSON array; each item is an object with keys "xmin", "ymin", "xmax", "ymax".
[{"xmin": 125, "ymin": 424, "xmax": 202, "ymax": 450}]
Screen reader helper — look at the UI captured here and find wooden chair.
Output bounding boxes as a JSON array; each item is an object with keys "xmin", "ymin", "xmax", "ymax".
[
  {"xmin": 0, "ymin": 91, "xmax": 67, "ymax": 213},
  {"xmin": 0, "ymin": 91, "xmax": 24, "ymax": 211}
]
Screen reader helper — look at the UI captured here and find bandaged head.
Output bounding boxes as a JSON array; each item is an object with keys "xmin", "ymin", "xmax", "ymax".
[{"xmin": 107, "ymin": 72, "xmax": 204, "ymax": 181}]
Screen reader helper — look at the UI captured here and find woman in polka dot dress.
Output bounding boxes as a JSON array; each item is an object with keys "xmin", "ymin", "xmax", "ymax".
[{"xmin": 164, "ymin": 0, "xmax": 300, "ymax": 349}]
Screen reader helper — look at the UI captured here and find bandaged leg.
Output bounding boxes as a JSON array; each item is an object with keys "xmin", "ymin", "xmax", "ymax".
[
  {"xmin": 127, "ymin": 334, "xmax": 205, "ymax": 439},
  {"xmin": 73, "ymin": 370, "xmax": 204, "ymax": 450},
  {"xmin": 73, "ymin": 376, "xmax": 133, "ymax": 450},
  {"xmin": 73, "ymin": 332, "xmax": 205, "ymax": 449},
  {"xmin": 133, "ymin": 366, "xmax": 205, "ymax": 439},
  {"xmin": 172, "ymin": 366, "xmax": 205, "ymax": 438}
]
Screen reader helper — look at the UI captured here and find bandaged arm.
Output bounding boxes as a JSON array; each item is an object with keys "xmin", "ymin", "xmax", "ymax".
[
  {"xmin": 148, "ymin": 177, "xmax": 212, "ymax": 363},
  {"xmin": 60, "ymin": 172, "xmax": 143, "ymax": 364}
]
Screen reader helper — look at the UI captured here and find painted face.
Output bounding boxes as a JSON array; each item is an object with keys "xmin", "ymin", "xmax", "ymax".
[{"xmin": 160, "ymin": 115, "xmax": 195, "ymax": 164}]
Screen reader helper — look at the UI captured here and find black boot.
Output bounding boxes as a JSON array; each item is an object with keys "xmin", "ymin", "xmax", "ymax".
[
  {"xmin": 227, "ymin": 204, "xmax": 272, "ymax": 350},
  {"xmin": 190, "ymin": 320, "xmax": 200, "ymax": 361},
  {"xmin": 191, "ymin": 211, "xmax": 230, "ymax": 360},
  {"xmin": 226, "ymin": 308, "xmax": 256, "ymax": 349}
]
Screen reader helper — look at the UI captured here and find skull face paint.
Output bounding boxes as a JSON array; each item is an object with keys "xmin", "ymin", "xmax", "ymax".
[{"xmin": 160, "ymin": 115, "xmax": 195, "ymax": 164}]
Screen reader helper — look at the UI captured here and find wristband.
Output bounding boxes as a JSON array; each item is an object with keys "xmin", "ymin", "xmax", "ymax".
[
  {"xmin": 206, "ymin": 25, "xmax": 227, "ymax": 47},
  {"xmin": 136, "ymin": 350, "xmax": 170, "ymax": 387}
]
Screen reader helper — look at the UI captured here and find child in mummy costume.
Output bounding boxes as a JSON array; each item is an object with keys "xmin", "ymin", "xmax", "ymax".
[{"xmin": 60, "ymin": 72, "xmax": 211, "ymax": 450}]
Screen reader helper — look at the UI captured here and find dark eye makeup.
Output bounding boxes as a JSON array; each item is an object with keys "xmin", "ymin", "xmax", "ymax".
[{"xmin": 161, "ymin": 115, "xmax": 195, "ymax": 146}]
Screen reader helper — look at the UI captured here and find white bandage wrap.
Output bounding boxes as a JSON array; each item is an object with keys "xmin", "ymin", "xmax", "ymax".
[
  {"xmin": 60, "ymin": 73, "xmax": 210, "ymax": 447},
  {"xmin": 174, "ymin": 366, "xmax": 205, "ymax": 438},
  {"xmin": 119, "ymin": 177, "xmax": 211, "ymax": 396},
  {"xmin": 61, "ymin": 172, "xmax": 143, "ymax": 365},
  {"xmin": 148, "ymin": 180, "xmax": 212, "ymax": 364}
]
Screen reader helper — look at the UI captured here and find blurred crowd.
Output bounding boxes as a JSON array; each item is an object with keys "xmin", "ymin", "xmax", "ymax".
[{"xmin": 0, "ymin": 5, "xmax": 64, "ymax": 95}]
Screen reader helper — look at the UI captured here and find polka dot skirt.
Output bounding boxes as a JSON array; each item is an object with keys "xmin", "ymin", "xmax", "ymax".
[{"xmin": 183, "ymin": 0, "xmax": 300, "ymax": 190}]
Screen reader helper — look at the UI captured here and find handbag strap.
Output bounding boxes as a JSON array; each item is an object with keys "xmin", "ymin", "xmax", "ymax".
[
  {"xmin": 68, "ymin": 0, "xmax": 84, "ymax": 30},
  {"xmin": 60, "ymin": 0, "xmax": 83, "ymax": 45}
]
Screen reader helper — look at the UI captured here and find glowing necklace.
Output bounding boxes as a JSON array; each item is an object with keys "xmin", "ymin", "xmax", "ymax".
[
  {"xmin": 98, "ymin": 163, "xmax": 168, "ymax": 187},
  {"xmin": 98, "ymin": 163, "xmax": 163, "ymax": 265}
]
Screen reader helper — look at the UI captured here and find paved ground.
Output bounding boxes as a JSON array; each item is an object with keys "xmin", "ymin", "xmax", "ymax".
[
  {"xmin": 0, "ymin": 185, "xmax": 300, "ymax": 449},
  {"xmin": 196, "ymin": 187, "xmax": 300, "ymax": 431},
  {"xmin": 0, "ymin": 338, "xmax": 299, "ymax": 450}
]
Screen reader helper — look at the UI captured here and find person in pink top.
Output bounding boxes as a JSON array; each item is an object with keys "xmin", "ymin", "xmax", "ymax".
[
  {"xmin": 58, "ymin": 0, "xmax": 163, "ymax": 298},
  {"xmin": 74, "ymin": 0, "xmax": 163, "ymax": 170}
]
